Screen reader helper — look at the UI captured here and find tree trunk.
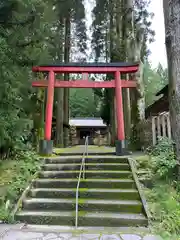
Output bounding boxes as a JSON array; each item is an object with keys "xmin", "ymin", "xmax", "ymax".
[
  {"xmin": 56, "ymin": 21, "xmax": 64, "ymax": 147},
  {"xmin": 163, "ymin": 0, "xmax": 180, "ymax": 169},
  {"xmin": 109, "ymin": 3, "xmax": 116, "ymax": 146},
  {"xmin": 63, "ymin": 16, "xmax": 71, "ymax": 147},
  {"xmin": 127, "ymin": 0, "xmax": 145, "ymax": 150},
  {"xmin": 115, "ymin": 0, "xmax": 132, "ymax": 146},
  {"xmin": 124, "ymin": 0, "xmax": 134, "ymax": 144},
  {"xmin": 56, "ymin": 84, "xmax": 64, "ymax": 147},
  {"xmin": 130, "ymin": 61, "xmax": 145, "ymax": 150},
  {"xmin": 123, "ymin": 79, "xmax": 131, "ymax": 142}
]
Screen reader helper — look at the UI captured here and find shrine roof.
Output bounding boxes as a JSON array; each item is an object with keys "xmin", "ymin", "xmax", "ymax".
[
  {"xmin": 69, "ymin": 118, "xmax": 107, "ymax": 127},
  {"xmin": 156, "ymin": 84, "xmax": 168, "ymax": 96},
  {"xmin": 145, "ymin": 84, "xmax": 169, "ymax": 118}
]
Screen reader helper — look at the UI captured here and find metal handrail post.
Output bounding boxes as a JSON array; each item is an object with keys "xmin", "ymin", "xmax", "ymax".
[
  {"xmin": 83, "ymin": 137, "xmax": 88, "ymax": 179},
  {"xmin": 75, "ymin": 136, "xmax": 89, "ymax": 229}
]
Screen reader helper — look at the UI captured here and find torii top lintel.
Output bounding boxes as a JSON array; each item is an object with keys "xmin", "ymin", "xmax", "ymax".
[{"xmin": 32, "ymin": 62, "xmax": 139, "ymax": 74}]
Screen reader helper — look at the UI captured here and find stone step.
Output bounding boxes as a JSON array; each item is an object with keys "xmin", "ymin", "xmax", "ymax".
[
  {"xmin": 45, "ymin": 157, "xmax": 129, "ymax": 164},
  {"xmin": 23, "ymin": 198, "xmax": 143, "ymax": 214},
  {"xmin": 16, "ymin": 210, "xmax": 148, "ymax": 227},
  {"xmin": 32, "ymin": 178, "xmax": 136, "ymax": 189},
  {"xmin": 54, "ymin": 152, "xmax": 116, "ymax": 156},
  {"xmin": 29, "ymin": 188, "xmax": 140, "ymax": 200},
  {"xmin": 38, "ymin": 170, "xmax": 133, "ymax": 179},
  {"xmin": 42, "ymin": 163, "xmax": 130, "ymax": 171}
]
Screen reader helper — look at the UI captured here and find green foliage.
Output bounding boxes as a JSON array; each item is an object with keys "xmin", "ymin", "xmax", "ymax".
[
  {"xmin": 130, "ymin": 121, "xmax": 142, "ymax": 150},
  {"xmin": 146, "ymin": 184, "xmax": 180, "ymax": 238},
  {"xmin": 70, "ymin": 88, "xmax": 101, "ymax": 118},
  {"xmin": 0, "ymin": 0, "xmax": 55, "ymax": 156},
  {"xmin": 136, "ymin": 140, "xmax": 180, "ymax": 238},
  {"xmin": 147, "ymin": 137, "xmax": 177, "ymax": 180},
  {"xmin": 135, "ymin": 145, "xmax": 179, "ymax": 238},
  {"xmin": 92, "ymin": 0, "xmax": 154, "ymax": 62},
  {"xmin": 135, "ymin": 155, "xmax": 180, "ymax": 238},
  {"xmin": 92, "ymin": 0, "xmax": 155, "ymax": 138},
  {"xmin": 100, "ymin": 89, "xmax": 112, "ymax": 125},
  {"xmin": 53, "ymin": 0, "xmax": 87, "ymax": 57},
  {"xmin": 0, "ymin": 0, "xmax": 87, "ymax": 151},
  {"xmin": 144, "ymin": 62, "xmax": 168, "ymax": 107},
  {"xmin": 0, "ymin": 150, "xmax": 40, "ymax": 222}
]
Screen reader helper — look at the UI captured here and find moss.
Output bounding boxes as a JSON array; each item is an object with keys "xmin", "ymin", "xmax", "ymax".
[
  {"xmin": 134, "ymin": 155, "xmax": 151, "ymax": 170},
  {"xmin": 77, "ymin": 210, "xmax": 87, "ymax": 217},
  {"xmin": 134, "ymin": 155, "xmax": 150, "ymax": 162},
  {"xmin": 0, "ymin": 160, "xmax": 17, "ymax": 204},
  {"xmin": 0, "ymin": 160, "xmax": 17, "ymax": 184},
  {"xmin": 53, "ymin": 146, "xmax": 79, "ymax": 154},
  {"xmin": 77, "ymin": 199, "xmax": 86, "ymax": 210},
  {"xmin": 38, "ymin": 153, "xmax": 54, "ymax": 157},
  {"xmin": 53, "ymin": 146, "xmax": 115, "ymax": 154},
  {"xmin": 144, "ymin": 183, "xmax": 180, "ymax": 238},
  {"xmin": 78, "ymin": 188, "xmax": 89, "ymax": 192}
]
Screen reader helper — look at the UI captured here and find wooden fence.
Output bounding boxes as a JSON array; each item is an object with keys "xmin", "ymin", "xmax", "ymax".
[{"xmin": 152, "ymin": 112, "xmax": 171, "ymax": 145}]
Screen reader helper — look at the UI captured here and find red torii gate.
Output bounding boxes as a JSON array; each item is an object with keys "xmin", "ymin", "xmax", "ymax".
[{"xmin": 32, "ymin": 62, "xmax": 139, "ymax": 155}]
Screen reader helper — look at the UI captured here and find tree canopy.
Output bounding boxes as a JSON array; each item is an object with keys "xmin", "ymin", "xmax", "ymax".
[
  {"xmin": 0, "ymin": 0, "xmax": 87, "ymax": 154},
  {"xmin": 70, "ymin": 88, "xmax": 100, "ymax": 118},
  {"xmin": 144, "ymin": 62, "xmax": 168, "ymax": 106}
]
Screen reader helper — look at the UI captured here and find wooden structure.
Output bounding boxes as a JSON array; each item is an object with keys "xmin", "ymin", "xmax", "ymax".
[
  {"xmin": 144, "ymin": 84, "xmax": 171, "ymax": 146},
  {"xmin": 32, "ymin": 62, "xmax": 139, "ymax": 155},
  {"xmin": 69, "ymin": 118, "xmax": 107, "ymax": 145},
  {"xmin": 152, "ymin": 112, "xmax": 171, "ymax": 145},
  {"xmin": 145, "ymin": 84, "xmax": 169, "ymax": 118}
]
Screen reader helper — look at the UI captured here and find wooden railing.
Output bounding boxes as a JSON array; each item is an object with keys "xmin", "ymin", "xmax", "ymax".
[{"xmin": 152, "ymin": 112, "xmax": 171, "ymax": 145}]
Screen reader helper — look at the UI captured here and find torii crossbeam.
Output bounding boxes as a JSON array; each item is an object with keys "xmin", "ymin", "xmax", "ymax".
[{"xmin": 32, "ymin": 62, "xmax": 139, "ymax": 155}]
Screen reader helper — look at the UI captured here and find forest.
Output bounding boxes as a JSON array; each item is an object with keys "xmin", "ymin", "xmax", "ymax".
[
  {"xmin": 0, "ymin": 0, "xmax": 180, "ymax": 239},
  {"xmin": 0, "ymin": 0, "xmax": 168, "ymax": 154}
]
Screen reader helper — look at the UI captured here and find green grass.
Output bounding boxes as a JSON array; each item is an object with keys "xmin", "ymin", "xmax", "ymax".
[
  {"xmin": 135, "ymin": 154, "xmax": 180, "ymax": 239},
  {"xmin": 0, "ymin": 151, "xmax": 41, "ymax": 222},
  {"xmin": 0, "ymin": 160, "xmax": 17, "ymax": 201},
  {"xmin": 134, "ymin": 155, "xmax": 151, "ymax": 170},
  {"xmin": 53, "ymin": 145, "xmax": 115, "ymax": 154},
  {"xmin": 145, "ymin": 183, "xmax": 180, "ymax": 240}
]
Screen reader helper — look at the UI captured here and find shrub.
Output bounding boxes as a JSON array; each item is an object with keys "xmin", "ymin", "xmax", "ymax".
[
  {"xmin": 147, "ymin": 137, "xmax": 177, "ymax": 180},
  {"xmin": 146, "ymin": 184, "xmax": 180, "ymax": 237},
  {"xmin": 0, "ymin": 150, "xmax": 40, "ymax": 222}
]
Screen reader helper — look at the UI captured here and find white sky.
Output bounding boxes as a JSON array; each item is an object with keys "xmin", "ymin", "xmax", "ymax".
[{"xmin": 148, "ymin": 0, "xmax": 167, "ymax": 68}]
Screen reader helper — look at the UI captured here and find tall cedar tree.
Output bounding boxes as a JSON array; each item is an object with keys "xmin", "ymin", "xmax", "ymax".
[
  {"xmin": 0, "ymin": 0, "xmax": 54, "ymax": 157},
  {"xmin": 92, "ymin": 0, "xmax": 154, "ymax": 147},
  {"xmin": 163, "ymin": 0, "xmax": 180, "ymax": 174},
  {"xmin": 53, "ymin": 0, "xmax": 87, "ymax": 147}
]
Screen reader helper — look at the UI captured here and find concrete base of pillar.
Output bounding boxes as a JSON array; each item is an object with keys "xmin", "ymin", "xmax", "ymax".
[
  {"xmin": 39, "ymin": 140, "xmax": 53, "ymax": 155},
  {"xmin": 115, "ymin": 140, "xmax": 130, "ymax": 156}
]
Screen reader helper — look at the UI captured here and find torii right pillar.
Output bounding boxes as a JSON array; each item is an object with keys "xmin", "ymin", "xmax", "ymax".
[{"xmin": 115, "ymin": 71, "xmax": 127, "ymax": 155}]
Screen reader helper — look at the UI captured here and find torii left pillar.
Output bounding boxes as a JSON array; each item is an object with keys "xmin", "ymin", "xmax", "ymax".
[{"xmin": 39, "ymin": 71, "xmax": 54, "ymax": 155}]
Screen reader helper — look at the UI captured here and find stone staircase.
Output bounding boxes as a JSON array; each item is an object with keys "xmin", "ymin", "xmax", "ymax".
[{"xmin": 16, "ymin": 156, "xmax": 148, "ymax": 227}]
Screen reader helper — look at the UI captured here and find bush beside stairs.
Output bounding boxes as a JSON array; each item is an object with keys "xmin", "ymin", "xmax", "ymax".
[{"xmin": 16, "ymin": 155, "xmax": 148, "ymax": 227}]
